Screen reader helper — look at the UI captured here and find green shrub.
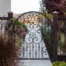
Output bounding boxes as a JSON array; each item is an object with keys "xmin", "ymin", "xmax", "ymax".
[
  {"xmin": 41, "ymin": 24, "xmax": 52, "ymax": 43},
  {"xmin": 41, "ymin": 24, "xmax": 52, "ymax": 34},
  {"xmin": 5, "ymin": 17, "xmax": 28, "ymax": 32},
  {"xmin": 41, "ymin": 24, "xmax": 53, "ymax": 58},
  {"xmin": 52, "ymin": 61, "xmax": 66, "ymax": 66},
  {"xmin": 41, "ymin": 24, "xmax": 65, "ymax": 50},
  {"xmin": 57, "ymin": 32, "xmax": 65, "ymax": 50},
  {"xmin": 5, "ymin": 18, "xmax": 27, "ymax": 47},
  {"xmin": 39, "ymin": 12, "xmax": 53, "ymax": 19}
]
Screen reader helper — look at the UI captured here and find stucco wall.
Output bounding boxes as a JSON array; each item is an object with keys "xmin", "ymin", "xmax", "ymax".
[
  {"xmin": 0, "ymin": 0, "xmax": 11, "ymax": 34},
  {"xmin": 0, "ymin": 0, "xmax": 11, "ymax": 17}
]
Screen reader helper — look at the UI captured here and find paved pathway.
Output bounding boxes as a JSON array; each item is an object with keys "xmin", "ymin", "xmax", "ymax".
[{"xmin": 17, "ymin": 60, "xmax": 52, "ymax": 66}]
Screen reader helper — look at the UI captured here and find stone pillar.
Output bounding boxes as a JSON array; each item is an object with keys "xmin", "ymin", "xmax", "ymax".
[{"xmin": 0, "ymin": 0, "xmax": 11, "ymax": 17}]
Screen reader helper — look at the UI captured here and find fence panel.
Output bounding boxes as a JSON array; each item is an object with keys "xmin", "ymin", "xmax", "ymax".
[{"xmin": 57, "ymin": 17, "xmax": 66, "ymax": 61}]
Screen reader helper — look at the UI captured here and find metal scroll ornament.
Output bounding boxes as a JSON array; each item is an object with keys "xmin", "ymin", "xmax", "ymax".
[{"xmin": 24, "ymin": 12, "xmax": 42, "ymax": 44}]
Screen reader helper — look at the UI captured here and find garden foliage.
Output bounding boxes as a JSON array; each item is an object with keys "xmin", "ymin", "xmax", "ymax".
[
  {"xmin": 52, "ymin": 61, "xmax": 66, "ymax": 66},
  {"xmin": 41, "ymin": 24, "xmax": 53, "ymax": 59},
  {"xmin": 5, "ymin": 17, "xmax": 28, "ymax": 32},
  {"xmin": 57, "ymin": 32, "xmax": 65, "ymax": 49},
  {"xmin": 39, "ymin": 12, "xmax": 53, "ymax": 19},
  {"xmin": 41, "ymin": 24, "xmax": 52, "ymax": 44},
  {"xmin": 0, "ymin": 35, "xmax": 19, "ymax": 66},
  {"xmin": 41, "ymin": 24, "xmax": 65, "ymax": 51},
  {"xmin": 0, "ymin": 17, "xmax": 27, "ymax": 66},
  {"xmin": 42, "ymin": 0, "xmax": 66, "ymax": 17}
]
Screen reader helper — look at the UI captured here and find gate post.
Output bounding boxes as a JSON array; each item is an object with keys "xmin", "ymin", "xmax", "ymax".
[
  {"xmin": 52, "ymin": 11, "xmax": 59, "ymax": 62},
  {"xmin": 8, "ymin": 11, "xmax": 13, "ymax": 28}
]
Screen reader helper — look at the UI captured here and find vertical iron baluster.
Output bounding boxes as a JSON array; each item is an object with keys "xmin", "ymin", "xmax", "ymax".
[
  {"xmin": 24, "ymin": 42, "xmax": 26, "ymax": 58},
  {"xmin": 60, "ymin": 26, "xmax": 61, "ymax": 55},
  {"xmin": 58, "ymin": 20, "xmax": 61, "ymax": 54},
  {"xmin": 48, "ymin": 19, "xmax": 49, "ymax": 34},
  {"xmin": 28, "ymin": 44, "xmax": 29, "ymax": 59},
  {"xmin": 38, "ymin": 44, "xmax": 40, "ymax": 58},
  {"xmin": 41, "ymin": 40, "xmax": 43, "ymax": 58},
  {"xmin": 34, "ymin": 44, "xmax": 35, "ymax": 58},
  {"xmin": 58, "ymin": 20, "xmax": 61, "ymax": 40},
  {"xmin": 31, "ymin": 43, "xmax": 32, "ymax": 58},
  {"xmin": 35, "ymin": 44, "xmax": 37, "ymax": 58},
  {"xmin": 50, "ymin": 16, "xmax": 53, "ymax": 61},
  {"xmin": 64, "ymin": 20, "xmax": 66, "ymax": 54},
  {"xmin": 37, "ymin": 44, "xmax": 38, "ymax": 58},
  {"xmin": 26, "ymin": 43, "xmax": 28, "ymax": 58},
  {"xmin": 40, "ymin": 42, "xmax": 41, "ymax": 58},
  {"xmin": 45, "ymin": 13, "xmax": 46, "ymax": 35},
  {"xmin": 30, "ymin": 44, "xmax": 31, "ymax": 58},
  {"xmin": 23, "ymin": 44, "xmax": 25, "ymax": 58}
]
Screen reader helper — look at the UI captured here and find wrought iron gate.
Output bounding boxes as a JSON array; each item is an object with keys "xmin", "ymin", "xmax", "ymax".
[{"xmin": 12, "ymin": 11, "xmax": 53, "ymax": 60}]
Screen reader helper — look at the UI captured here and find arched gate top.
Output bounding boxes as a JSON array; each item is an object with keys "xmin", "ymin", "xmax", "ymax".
[{"xmin": 12, "ymin": 11, "xmax": 52, "ymax": 32}]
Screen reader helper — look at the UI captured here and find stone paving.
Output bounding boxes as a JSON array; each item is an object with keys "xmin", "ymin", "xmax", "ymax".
[{"xmin": 18, "ymin": 60, "xmax": 52, "ymax": 66}]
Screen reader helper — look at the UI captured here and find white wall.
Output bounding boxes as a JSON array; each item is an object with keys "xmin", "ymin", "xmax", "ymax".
[
  {"xmin": 0, "ymin": 0, "xmax": 11, "ymax": 17},
  {"xmin": 0, "ymin": 0, "xmax": 11, "ymax": 35}
]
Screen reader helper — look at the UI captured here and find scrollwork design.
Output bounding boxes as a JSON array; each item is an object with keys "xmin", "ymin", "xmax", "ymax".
[
  {"xmin": 25, "ymin": 30, "xmax": 42, "ymax": 44},
  {"xmin": 41, "ymin": 46, "xmax": 49, "ymax": 58}
]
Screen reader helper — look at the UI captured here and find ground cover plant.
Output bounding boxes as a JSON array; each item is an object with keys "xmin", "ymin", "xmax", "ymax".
[{"xmin": 52, "ymin": 61, "xmax": 66, "ymax": 66}]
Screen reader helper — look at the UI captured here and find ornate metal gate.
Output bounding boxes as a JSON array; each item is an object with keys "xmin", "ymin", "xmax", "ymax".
[{"xmin": 13, "ymin": 11, "xmax": 53, "ymax": 60}]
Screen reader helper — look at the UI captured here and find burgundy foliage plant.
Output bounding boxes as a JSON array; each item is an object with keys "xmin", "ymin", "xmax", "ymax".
[
  {"xmin": 0, "ymin": 16, "xmax": 27, "ymax": 66},
  {"xmin": 41, "ymin": 0, "xmax": 66, "ymax": 17}
]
